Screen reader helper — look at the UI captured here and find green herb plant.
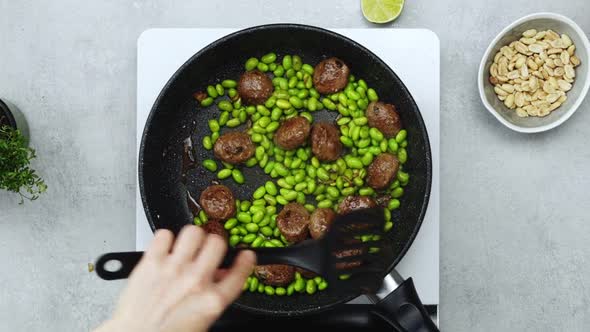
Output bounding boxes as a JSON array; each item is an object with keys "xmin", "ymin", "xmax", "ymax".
[{"xmin": 0, "ymin": 125, "xmax": 47, "ymax": 203}]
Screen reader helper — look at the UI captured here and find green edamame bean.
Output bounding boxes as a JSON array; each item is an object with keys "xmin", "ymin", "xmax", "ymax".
[
  {"xmin": 275, "ymin": 287, "xmax": 286, "ymax": 296},
  {"xmin": 245, "ymin": 57, "xmax": 259, "ymax": 71},
  {"xmin": 296, "ymin": 89, "xmax": 309, "ymax": 100},
  {"xmin": 276, "ymin": 195, "xmax": 288, "ymax": 205},
  {"xmin": 277, "ymin": 178, "xmax": 292, "ymax": 189},
  {"xmin": 391, "ymin": 187, "xmax": 404, "ymax": 198},
  {"xmin": 294, "ymin": 182, "xmax": 307, "ymax": 192},
  {"xmin": 264, "ymin": 285, "xmax": 275, "ymax": 295},
  {"xmin": 388, "ymin": 198, "xmax": 400, "ymax": 210},
  {"xmin": 229, "ymin": 235, "xmax": 241, "ymax": 246},
  {"xmin": 202, "ymin": 159, "xmax": 217, "ymax": 172},
  {"xmin": 206, "ymin": 85, "xmax": 218, "ymax": 98},
  {"xmin": 252, "ymin": 199, "xmax": 266, "ymax": 206},
  {"xmin": 321, "ymin": 98, "xmax": 336, "ymax": 111},
  {"xmin": 242, "ymin": 233, "xmax": 256, "ymax": 243},
  {"xmin": 261, "ymin": 52, "xmax": 277, "ymax": 64},
  {"xmin": 317, "ymin": 200, "xmax": 332, "ymax": 208},
  {"xmin": 293, "ymin": 278, "xmax": 305, "ymax": 293},
  {"xmin": 208, "ymin": 119, "xmax": 220, "ymax": 132},
  {"xmin": 306, "ymin": 180, "xmax": 316, "ymax": 195},
  {"xmin": 274, "ymin": 163, "xmax": 290, "ymax": 177},
  {"xmin": 273, "ymin": 66, "xmax": 285, "ymax": 77},
  {"xmin": 263, "ymin": 181, "xmax": 277, "ymax": 196},
  {"xmin": 215, "ymin": 84, "xmax": 224, "ymax": 96},
  {"xmin": 263, "ymin": 161, "xmax": 275, "ymax": 174},
  {"xmin": 282, "ymin": 55, "xmax": 292, "ymax": 70},
  {"xmin": 249, "ymin": 205, "xmax": 264, "ymax": 214},
  {"xmin": 384, "ymin": 221, "xmax": 393, "ymax": 232},
  {"xmin": 398, "ymin": 148, "xmax": 407, "ymax": 164},
  {"xmin": 249, "ymin": 277, "xmax": 259, "ymax": 292},
  {"xmin": 270, "ymin": 239, "xmax": 284, "ymax": 247},
  {"xmin": 276, "ymin": 99, "xmax": 291, "ymax": 110},
  {"xmin": 292, "ymin": 55, "xmax": 302, "ymax": 70},
  {"xmin": 369, "ymin": 128, "xmax": 384, "ymax": 141},
  {"xmin": 287, "ymin": 284, "xmax": 295, "ymax": 295},
  {"xmin": 304, "ymin": 204, "xmax": 315, "ymax": 213},
  {"xmin": 253, "ymin": 186, "xmax": 266, "ymax": 200},
  {"xmin": 306, "ymin": 279, "xmax": 317, "ymax": 294},
  {"xmin": 318, "ymin": 280, "xmax": 328, "ymax": 290},
  {"xmin": 367, "ymin": 88, "xmax": 378, "ymax": 102},
  {"xmin": 300, "ymin": 112, "xmax": 313, "ymax": 123},
  {"xmin": 258, "ymin": 284, "xmax": 265, "ymax": 293},
  {"xmin": 273, "ymin": 227, "xmax": 281, "ymax": 237},
  {"xmin": 258, "ymin": 116, "xmax": 271, "ymax": 127},
  {"xmin": 346, "ymin": 90, "xmax": 361, "ymax": 101},
  {"xmin": 285, "ymin": 68, "xmax": 295, "ymax": 78},
  {"xmin": 224, "ymin": 218, "xmax": 238, "ymax": 230},
  {"xmin": 341, "ymin": 187, "xmax": 355, "ymax": 196},
  {"xmin": 395, "ymin": 129, "xmax": 407, "ymax": 143},
  {"xmin": 200, "ymin": 97, "xmax": 214, "ymax": 107},
  {"xmin": 230, "ymin": 228, "xmax": 239, "ymax": 235},
  {"xmin": 350, "ymin": 126, "xmax": 361, "ymax": 141},
  {"xmin": 316, "ymin": 168, "xmax": 330, "ymax": 181},
  {"xmin": 359, "ymin": 187, "xmax": 374, "ymax": 196},
  {"xmin": 198, "ymin": 210, "xmax": 208, "ymax": 223},
  {"xmin": 361, "ymin": 153, "xmax": 374, "ymax": 166},
  {"xmin": 302, "ymin": 63, "xmax": 314, "ymax": 75},
  {"xmin": 266, "ymin": 121, "xmax": 279, "ymax": 132},
  {"xmin": 202, "ymin": 136, "xmax": 213, "ymax": 150},
  {"xmin": 240, "ymin": 200, "xmax": 251, "ymax": 212},
  {"xmin": 313, "ymin": 276, "xmax": 322, "ymax": 285},
  {"xmin": 353, "ymin": 117, "xmax": 368, "ymax": 126},
  {"xmin": 397, "ymin": 171, "xmax": 410, "ymax": 183},
  {"xmin": 384, "ymin": 208, "xmax": 391, "ymax": 222},
  {"xmin": 225, "ymin": 118, "xmax": 240, "ymax": 128},
  {"xmin": 380, "ymin": 139, "xmax": 388, "ymax": 152},
  {"xmin": 261, "ymin": 226, "xmax": 273, "ymax": 237},
  {"xmin": 289, "ymin": 96, "xmax": 303, "ymax": 109},
  {"xmin": 257, "ymin": 62, "xmax": 269, "ymax": 72},
  {"xmin": 239, "ymin": 110, "xmax": 247, "ymax": 123},
  {"xmin": 340, "ymin": 136, "xmax": 353, "ymax": 147},
  {"xmin": 388, "ymin": 138, "xmax": 399, "ymax": 153},
  {"xmin": 326, "ymin": 186, "xmax": 339, "ymax": 198},
  {"xmin": 218, "ymin": 111, "xmax": 230, "ymax": 126},
  {"xmin": 231, "ymin": 169, "xmax": 244, "ymax": 184},
  {"xmin": 217, "ymin": 168, "xmax": 232, "ymax": 179},
  {"xmin": 237, "ymin": 212, "xmax": 252, "ymax": 223},
  {"xmin": 264, "ymin": 194, "xmax": 276, "ymax": 206},
  {"xmin": 245, "ymin": 223, "xmax": 259, "ymax": 233},
  {"xmin": 252, "ymin": 211, "xmax": 264, "ymax": 223},
  {"xmin": 222, "ymin": 79, "xmax": 237, "ymax": 88},
  {"xmin": 346, "ymin": 157, "xmax": 363, "ymax": 169}
]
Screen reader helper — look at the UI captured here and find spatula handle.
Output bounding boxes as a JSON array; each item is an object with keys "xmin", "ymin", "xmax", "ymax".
[{"xmin": 95, "ymin": 252, "xmax": 143, "ymax": 280}]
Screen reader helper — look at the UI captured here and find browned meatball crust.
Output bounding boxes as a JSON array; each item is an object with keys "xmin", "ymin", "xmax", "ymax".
[
  {"xmin": 276, "ymin": 203, "xmax": 310, "ymax": 244},
  {"xmin": 200, "ymin": 220, "xmax": 228, "ymax": 241},
  {"xmin": 274, "ymin": 116, "xmax": 311, "ymax": 150},
  {"xmin": 309, "ymin": 208, "xmax": 336, "ymax": 240},
  {"xmin": 366, "ymin": 101, "xmax": 402, "ymax": 138},
  {"xmin": 338, "ymin": 196, "xmax": 377, "ymax": 215},
  {"xmin": 237, "ymin": 70, "xmax": 273, "ymax": 105},
  {"xmin": 199, "ymin": 185, "xmax": 236, "ymax": 220},
  {"xmin": 310, "ymin": 122, "xmax": 342, "ymax": 162},
  {"xmin": 254, "ymin": 264, "xmax": 295, "ymax": 287},
  {"xmin": 313, "ymin": 57, "xmax": 350, "ymax": 94},
  {"xmin": 366, "ymin": 153, "xmax": 400, "ymax": 190},
  {"xmin": 213, "ymin": 131, "xmax": 255, "ymax": 164}
]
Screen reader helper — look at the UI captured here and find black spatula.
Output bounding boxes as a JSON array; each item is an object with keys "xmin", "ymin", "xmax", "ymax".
[{"xmin": 96, "ymin": 208, "xmax": 387, "ymax": 292}]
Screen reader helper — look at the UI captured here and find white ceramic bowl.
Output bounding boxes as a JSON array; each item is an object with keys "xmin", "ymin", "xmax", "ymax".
[{"xmin": 478, "ymin": 12, "xmax": 590, "ymax": 133}]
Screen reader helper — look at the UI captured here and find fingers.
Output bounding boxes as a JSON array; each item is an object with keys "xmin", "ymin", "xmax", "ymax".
[
  {"xmin": 145, "ymin": 229, "xmax": 174, "ymax": 260},
  {"xmin": 214, "ymin": 250, "xmax": 256, "ymax": 302},
  {"xmin": 171, "ymin": 225, "xmax": 205, "ymax": 263},
  {"xmin": 191, "ymin": 234, "xmax": 228, "ymax": 282}
]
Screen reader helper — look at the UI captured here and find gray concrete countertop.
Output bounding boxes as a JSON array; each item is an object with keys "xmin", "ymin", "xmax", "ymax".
[{"xmin": 1, "ymin": 1, "xmax": 589, "ymax": 331}]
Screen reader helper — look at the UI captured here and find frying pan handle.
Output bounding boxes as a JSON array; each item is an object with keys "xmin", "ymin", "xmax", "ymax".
[
  {"xmin": 95, "ymin": 252, "xmax": 144, "ymax": 280},
  {"xmin": 375, "ymin": 277, "xmax": 439, "ymax": 332}
]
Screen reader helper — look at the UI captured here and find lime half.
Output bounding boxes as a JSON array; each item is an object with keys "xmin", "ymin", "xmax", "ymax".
[{"xmin": 361, "ymin": 0, "xmax": 405, "ymax": 24}]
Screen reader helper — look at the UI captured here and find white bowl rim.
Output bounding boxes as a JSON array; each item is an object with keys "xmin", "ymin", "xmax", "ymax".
[{"xmin": 478, "ymin": 12, "xmax": 590, "ymax": 133}]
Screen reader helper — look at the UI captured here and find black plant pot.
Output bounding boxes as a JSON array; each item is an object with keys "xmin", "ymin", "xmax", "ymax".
[{"xmin": 0, "ymin": 98, "xmax": 29, "ymax": 141}]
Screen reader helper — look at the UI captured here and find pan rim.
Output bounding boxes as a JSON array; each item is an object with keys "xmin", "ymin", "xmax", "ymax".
[{"xmin": 138, "ymin": 23, "xmax": 432, "ymax": 316}]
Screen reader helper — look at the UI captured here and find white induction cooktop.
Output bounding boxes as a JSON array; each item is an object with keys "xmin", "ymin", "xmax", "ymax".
[{"xmin": 136, "ymin": 28, "xmax": 440, "ymax": 305}]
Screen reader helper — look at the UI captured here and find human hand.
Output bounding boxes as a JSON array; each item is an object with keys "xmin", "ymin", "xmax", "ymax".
[{"xmin": 95, "ymin": 225, "xmax": 256, "ymax": 332}]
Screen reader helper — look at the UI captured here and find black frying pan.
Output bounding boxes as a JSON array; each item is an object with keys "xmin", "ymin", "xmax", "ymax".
[{"xmin": 138, "ymin": 24, "xmax": 432, "ymax": 317}]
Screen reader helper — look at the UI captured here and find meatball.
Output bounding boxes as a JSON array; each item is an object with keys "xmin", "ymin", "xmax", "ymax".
[
  {"xmin": 213, "ymin": 131, "xmax": 255, "ymax": 164},
  {"xmin": 237, "ymin": 70, "xmax": 273, "ymax": 105},
  {"xmin": 199, "ymin": 185, "xmax": 236, "ymax": 220},
  {"xmin": 311, "ymin": 122, "xmax": 342, "ymax": 162},
  {"xmin": 309, "ymin": 208, "xmax": 336, "ymax": 240},
  {"xmin": 366, "ymin": 101, "xmax": 402, "ymax": 138},
  {"xmin": 313, "ymin": 57, "xmax": 350, "ymax": 94},
  {"xmin": 366, "ymin": 153, "xmax": 400, "ymax": 190},
  {"xmin": 276, "ymin": 203, "xmax": 310, "ymax": 244},
  {"xmin": 200, "ymin": 220, "xmax": 228, "ymax": 241},
  {"xmin": 338, "ymin": 196, "xmax": 377, "ymax": 215},
  {"xmin": 254, "ymin": 264, "xmax": 295, "ymax": 287},
  {"xmin": 295, "ymin": 267, "xmax": 317, "ymax": 279},
  {"xmin": 274, "ymin": 116, "xmax": 311, "ymax": 150}
]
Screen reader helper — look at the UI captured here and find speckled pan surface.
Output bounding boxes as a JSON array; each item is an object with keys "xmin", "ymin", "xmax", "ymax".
[
  {"xmin": 138, "ymin": 24, "xmax": 432, "ymax": 316},
  {"xmin": 478, "ymin": 12, "xmax": 590, "ymax": 133}
]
